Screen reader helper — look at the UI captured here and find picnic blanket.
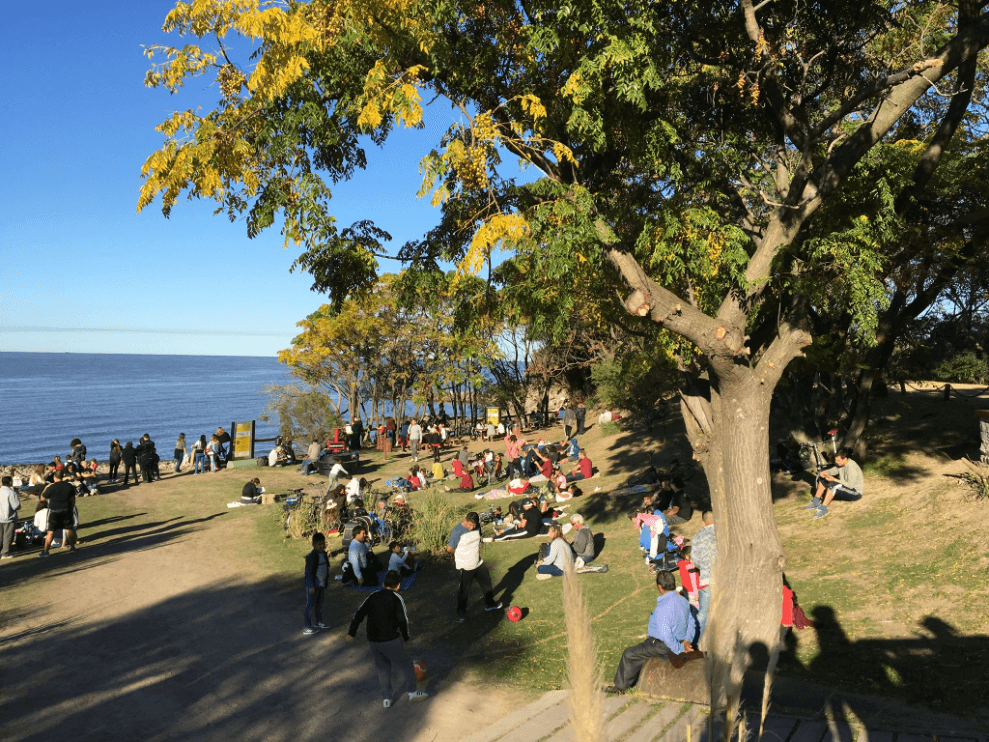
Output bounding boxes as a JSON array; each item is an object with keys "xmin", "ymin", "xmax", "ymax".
[
  {"xmin": 341, "ymin": 569, "xmax": 420, "ymax": 593},
  {"xmin": 609, "ymin": 483, "xmax": 658, "ymax": 500},
  {"xmin": 475, "ymin": 488, "xmax": 512, "ymax": 500}
]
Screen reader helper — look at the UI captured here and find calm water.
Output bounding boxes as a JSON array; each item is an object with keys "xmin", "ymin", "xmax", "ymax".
[{"xmin": 0, "ymin": 352, "xmax": 293, "ymax": 464}]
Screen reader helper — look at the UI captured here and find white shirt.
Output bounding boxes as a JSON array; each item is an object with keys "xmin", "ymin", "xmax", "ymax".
[
  {"xmin": 345, "ymin": 477, "xmax": 361, "ymax": 502},
  {"xmin": 268, "ymin": 449, "xmax": 278, "ymax": 466},
  {"xmin": 329, "ymin": 462, "xmax": 348, "ymax": 479},
  {"xmin": 453, "ymin": 528, "xmax": 483, "ymax": 570}
]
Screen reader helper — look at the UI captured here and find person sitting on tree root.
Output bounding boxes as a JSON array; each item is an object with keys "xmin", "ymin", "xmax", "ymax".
[
  {"xmin": 603, "ymin": 570, "xmax": 696, "ymax": 694},
  {"xmin": 805, "ymin": 446, "xmax": 863, "ymax": 520}
]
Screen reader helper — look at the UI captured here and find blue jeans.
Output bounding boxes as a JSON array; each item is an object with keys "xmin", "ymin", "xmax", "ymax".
[
  {"xmin": 697, "ymin": 586, "xmax": 711, "ymax": 640},
  {"xmin": 304, "ymin": 587, "xmax": 325, "ymax": 628},
  {"xmin": 537, "ymin": 564, "xmax": 564, "ymax": 577},
  {"xmin": 194, "ymin": 452, "xmax": 205, "ymax": 473},
  {"xmin": 299, "ymin": 457, "xmax": 314, "ymax": 474},
  {"xmin": 174, "ymin": 452, "xmax": 184, "ymax": 472}
]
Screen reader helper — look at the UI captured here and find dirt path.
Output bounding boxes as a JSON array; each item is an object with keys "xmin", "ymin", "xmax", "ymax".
[{"xmin": 0, "ymin": 475, "xmax": 526, "ymax": 742}]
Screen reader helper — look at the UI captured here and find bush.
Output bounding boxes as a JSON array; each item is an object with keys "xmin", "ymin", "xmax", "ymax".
[
  {"xmin": 405, "ymin": 490, "xmax": 472, "ymax": 554},
  {"xmin": 934, "ymin": 352, "xmax": 988, "ymax": 384}
]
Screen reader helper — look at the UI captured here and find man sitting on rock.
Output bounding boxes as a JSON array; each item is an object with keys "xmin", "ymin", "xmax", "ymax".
[
  {"xmin": 604, "ymin": 570, "xmax": 695, "ymax": 694},
  {"xmin": 806, "ymin": 447, "xmax": 864, "ymax": 519}
]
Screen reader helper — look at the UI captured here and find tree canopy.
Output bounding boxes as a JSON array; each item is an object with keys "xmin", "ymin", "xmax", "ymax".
[{"xmin": 140, "ymin": 0, "xmax": 989, "ymax": 700}]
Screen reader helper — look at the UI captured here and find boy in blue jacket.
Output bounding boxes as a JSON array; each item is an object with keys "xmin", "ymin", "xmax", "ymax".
[{"xmin": 304, "ymin": 532, "xmax": 330, "ymax": 635}]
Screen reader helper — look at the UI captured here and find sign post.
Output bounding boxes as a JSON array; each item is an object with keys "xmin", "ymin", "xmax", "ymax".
[{"xmin": 232, "ymin": 420, "xmax": 256, "ymax": 461}]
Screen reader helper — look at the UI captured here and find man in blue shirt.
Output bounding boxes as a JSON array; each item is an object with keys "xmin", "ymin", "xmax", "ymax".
[{"xmin": 605, "ymin": 571, "xmax": 695, "ymax": 693}]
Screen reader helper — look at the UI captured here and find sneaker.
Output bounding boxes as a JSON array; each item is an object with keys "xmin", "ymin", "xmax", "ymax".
[
  {"xmin": 383, "ymin": 699, "xmax": 392, "ymax": 708},
  {"xmin": 67, "ymin": 546, "xmax": 77, "ymax": 553},
  {"xmin": 1, "ymin": 555, "xmax": 13, "ymax": 560},
  {"xmin": 303, "ymin": 627, "xmax": 317, "ymax": 635},
  {"xmin": 536, "ymin": 573, "xmax": 553, "ymax": 580},
  {"xmin": 574, "ymin": 557, "xmax": 585, "ymax": 570},
  {"xmin": 812, "ymin": 506, "xmax": 828, "ymax": 520},
  {"xmin": 38, "ymin": 552, "xmax": 50, "ymax": 559},
  {"xmin": 602, "ymin": 685, "xmax": 626, "ymax": 695},
  {"xmin": 315, "ymin": 622, "xmax": 331, "ymax": 629},
  {"xmin": 485, "ymin": 601, "xmax": 503, "ymax": 611},
  {"xmin": 408, "ymin": 691, "xmax": 429, "ymax": 703},
  {"xmin": 803, "ymin": 497, "xmax": 822, "ymax": 510},
  {"xmin": 456, "ymin": 612, "xmax": 467, "ymax": 622}
]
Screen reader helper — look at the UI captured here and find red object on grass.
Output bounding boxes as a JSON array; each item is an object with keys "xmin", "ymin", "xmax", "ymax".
[{"xmin": 506, "ymin": 606, "xmax": 523, "ymax": 622}]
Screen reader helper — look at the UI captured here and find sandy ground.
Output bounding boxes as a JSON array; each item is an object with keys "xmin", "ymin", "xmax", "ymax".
[{"xmin": 0, "ymin": 479, "xmax": 527, "ymax": 742}]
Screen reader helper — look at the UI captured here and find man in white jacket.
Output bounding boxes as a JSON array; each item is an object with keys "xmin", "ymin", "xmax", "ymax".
[{"xmin": 446, "ymin": 512, "xmax": 502, "ymax": 621}]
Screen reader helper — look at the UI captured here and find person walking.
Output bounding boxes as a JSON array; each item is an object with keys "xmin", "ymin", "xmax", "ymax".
[
  {"xmin": 447, "ymin": 512, "xmax": 502, "ymax": 621},
  {"xmin": 174, "ymin": 433, "xmax": 188, "ymax": 473},
  {"xmin": 1, "ymin": 476, "xmax": 22, "ymax": 559},
  {"xmin": 346, "ymin": 570, "xmax": 429, "ymax": 707}
]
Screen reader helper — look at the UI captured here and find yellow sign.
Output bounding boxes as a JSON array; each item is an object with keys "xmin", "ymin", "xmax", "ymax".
[
  {"xmin": 486, "ymin": 407, "xmax": 501, "ymax": 426},
  {"xmin": 232, "ymin": 421, "xmax": 255, "ymax": 460}
]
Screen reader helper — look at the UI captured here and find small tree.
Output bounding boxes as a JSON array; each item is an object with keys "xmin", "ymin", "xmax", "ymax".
[{"xmin": 260, "ymin": 384, "xmax": 344, "ymax": 443}]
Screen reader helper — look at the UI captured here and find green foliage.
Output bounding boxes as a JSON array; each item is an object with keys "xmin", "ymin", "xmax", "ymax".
[
  {"xmin": 404, "ymin": 490, "xmax": 470, "ymax": 554},
  {"xmin": 934, "ymin": 352, "xmax": 989, "ymax": 384},
  {"xmin": 260, "ymin": 384, "xmax": 343, "ymax": 443}
]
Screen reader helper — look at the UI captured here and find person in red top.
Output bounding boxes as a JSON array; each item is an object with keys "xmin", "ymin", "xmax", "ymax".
[
  {"xmin": 451, "ymin": 458, "xmax": 465, "ymax": 478},
  {"xmin": 446, "ymin": 471, "xmax": 474, "ymax": 493},
  {"xmin": 566, "ymin": 451, "xmax": 593, "ymax": 483},
  {"xmin": 539, "ymin": 456, "xmax": 554, "ymax": 480}
]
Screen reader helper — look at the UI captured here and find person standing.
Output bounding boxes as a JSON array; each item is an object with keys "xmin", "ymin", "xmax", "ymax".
[
  {"xmin": 447, "ymin": 512, "xmax": 502, "ymax": 621},
  {"xmin": 108, "ymin": 440, "xmax": 123, "ymax": 482},
  {"xmin": 215, "ymin": 427, "xmax": 231, "ymax": 458},
  {"xmin": 408, "ymin": 418, "xmax": 423, "ymax": 462},
  {"xmin": 563, "ymin": 404, "xmax": 577, "ymax": 440},
  {"xmin": 174, "ymin": 433, "xmax": 187, "ymax": 473},
  {"xmin": 604, "ymin": 570, "xmax": 695, "ymax": 694},
  {"xmin": 343, "ymin": 525, "xmax": 379, "ymax": 587},
  {"xmin": 691, "ymin": 510, "xmax": 717, "ymax": 641},
  {"xmin": 575, "ymin": 402, "xmax": 587, "ymax": 436},
  {"xmin": 346, "ymin": 570, "xmax": 429, "ymax": 707},
  {"xmin": 1, "ymin": 476, "xmax": 22, "ymax": 560},
  {"xmin": 121, "ymin": 442, "xmax": 139, "ymax": 485},
  {"xmin": 303, "ymin": 532, "xmax": 330, "ymax": 635},
  {"xmin": 38, "ymin": 472, "xmax": 77, "ymax": 558},
  {"xmin": 351, "ymin": 418, "xmax": 364, "ymax": 451}
]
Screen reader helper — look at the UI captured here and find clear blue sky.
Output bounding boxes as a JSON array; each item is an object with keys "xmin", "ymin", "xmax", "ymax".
[{"xmin": 0, "ymin": 1, "xmax": 464, "ymax": 357}]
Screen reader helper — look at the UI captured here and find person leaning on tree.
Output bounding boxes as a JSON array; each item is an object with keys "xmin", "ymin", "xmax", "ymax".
[{"xmin": 604, "ymin": 570, "xmax": 696, "ymax": 694}]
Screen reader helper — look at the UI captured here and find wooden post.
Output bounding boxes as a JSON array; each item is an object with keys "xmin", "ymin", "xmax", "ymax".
[{"xmin": 944, "ymin": 384, "xmax": 951, "ymax": 401}]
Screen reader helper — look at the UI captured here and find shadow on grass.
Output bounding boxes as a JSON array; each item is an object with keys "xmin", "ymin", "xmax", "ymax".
[{"xmin": 761, "ymin": 605, "xmax": 989, "ymax": 720}]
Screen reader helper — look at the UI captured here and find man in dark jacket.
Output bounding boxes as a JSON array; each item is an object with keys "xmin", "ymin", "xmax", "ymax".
[
  {"xmin": 346, "ymin": 570, "xmax": 429, "ymax": 707},
  {"xmin": 38, "ymin": 472, "xmax": 76, "ymax": 557}
]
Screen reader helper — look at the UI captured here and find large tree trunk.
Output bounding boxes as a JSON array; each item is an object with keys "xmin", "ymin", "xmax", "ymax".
[{"xmin": 689, "ymin": 370, "xmax": 786, "ymax": 703}]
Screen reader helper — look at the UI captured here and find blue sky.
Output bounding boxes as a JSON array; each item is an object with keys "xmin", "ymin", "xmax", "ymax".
[{"xmin": 0, "ymin": 2, "xmax": 464, "ymax": 357}]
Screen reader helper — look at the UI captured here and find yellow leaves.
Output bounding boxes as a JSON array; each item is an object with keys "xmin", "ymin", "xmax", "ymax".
[
  {"xmin": 461, "ymin": 213, "xmax": 530, "ymax": 275},
  {"xmin": 144, "ymin": 45, "xmax": 218, "ymax": 93},
  {"xmin": 357, "ymin": 61, "xmax": 425, "ymax": 131},
  {"xmin": 520, "ymin": 93, "xmax": 547, "ymax": 121}
]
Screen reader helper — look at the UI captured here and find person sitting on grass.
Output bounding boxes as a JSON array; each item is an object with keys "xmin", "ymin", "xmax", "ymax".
[
  {"xmin": 508, "ymin": 476, "xmax": 533, "ymax": 496},
  {"xmin": 241, "ymin": 477, "xmax": 263, "ymax": 504},
  {"xmin": 565, "ymin": 451, "xmax": 593, "ymax": 483},
  {"xmin": 556, "ymin": 481, "xmax": 582, "ymax": 501},
  {"xmin": 342, "ymin": 525, "xmax": 379, "ymax": 587},
  {"xmin": 388, "ymin": 540, "xmax": 418, "ymax": 576},
  {"xmin": 494, "ymin": 499, "xmax": 545, "ymax": 540},
  {"xmin": 656, "ymin": 478, "xmax": 693, "ymax": 526},
  {"xmin": 569, "ymin": 514, "xmax": 596, "ymax": 568},
  {"xmin": 445, "ymin": 469, "xmax": 474, "ymax": 493},
  {"xmin": 535, "ymin": 524, "xmax": 573, "ymax": 579},
  {"xmin": 806, "ymin": 447, "xmax": 864, "ymax": 519},
  {"xmin": 431, "ymin": 460, "xmax": 447, "ymax": 481}
]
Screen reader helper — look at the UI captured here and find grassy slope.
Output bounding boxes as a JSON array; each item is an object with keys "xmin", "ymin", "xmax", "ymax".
[{"xmin": 4, "ymin": 388, "xmax": 986, "ymax": 717}]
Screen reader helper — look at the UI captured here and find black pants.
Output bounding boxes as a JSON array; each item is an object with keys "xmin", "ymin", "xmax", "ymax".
[
  {"xmin": 565, "ymin": 425, "xmax": 574, "ymax": 440},
  {"xmin": 614, "ymin": 637, "xmax": 673, "ymax": 690},
  {"xmin": 123, "ymin": 463, "xmax": 138, "ymax": 484},
  {"xmin": 108, "ymin": 460, "xmax": 120, "ymax": 480},
  {"xmin": 457, "ymin": 564, "xmax": 497, "ymax": 614},
  {"xmin": 141, "ymin": 463, "xmax": 153, "ymax": 483}
]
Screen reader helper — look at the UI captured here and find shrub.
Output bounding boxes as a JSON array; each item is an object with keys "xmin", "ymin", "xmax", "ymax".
[
  {"xmin": 934, "ymin": 352, "xmax": 988, "ymax": 384},
  {"xmin": 405, "ymin": 491, "xmax": 472, "ymax": 554}
]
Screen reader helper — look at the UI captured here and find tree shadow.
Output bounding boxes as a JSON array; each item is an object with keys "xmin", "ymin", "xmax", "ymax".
[
  {"xmin": 0, "ymin": 569, "xmax": 530, "ymax": 742},
  {"xmin": 754, "ymin": 604, "xmax": 989, "ymax": 723}
]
